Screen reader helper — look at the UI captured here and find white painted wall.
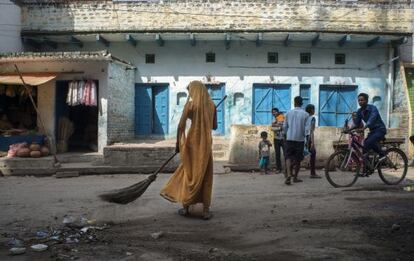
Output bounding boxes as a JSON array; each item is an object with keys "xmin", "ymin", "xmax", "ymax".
[
  {"xmin": 0, "ymin": 0, "xmax": 22, "ymax": 52},
  {"xmin": 47, "ymin": 40, "xmax": 391, "ymax": 137}
]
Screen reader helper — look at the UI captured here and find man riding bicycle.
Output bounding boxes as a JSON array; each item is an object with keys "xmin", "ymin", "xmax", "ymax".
[{"xmin": 353, "ymin": 93, "xmax": 387, "ymax": 172}]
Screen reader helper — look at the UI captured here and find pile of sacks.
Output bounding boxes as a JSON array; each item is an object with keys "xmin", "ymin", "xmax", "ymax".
[{"xmin": 7, "ymin": 142, "xmax": 49, "ymax": 158}]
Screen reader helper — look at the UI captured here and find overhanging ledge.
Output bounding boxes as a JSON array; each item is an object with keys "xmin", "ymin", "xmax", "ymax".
[
  {"xmin": 0, "ymin": 50, "xmax": 136, "ymax": 70},
  {"xmin": 0, "ymin": 73, "xmax": 57, "ymax": 86}
]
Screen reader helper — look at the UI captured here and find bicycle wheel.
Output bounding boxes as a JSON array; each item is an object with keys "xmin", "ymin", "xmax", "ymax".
[
  {"xmin": 377, "ymin": 147, "xmax": 408, "ymax": 185},
  {"xmin": 325, "ymin": 150, "xmax": 359, "ymax": 188}
]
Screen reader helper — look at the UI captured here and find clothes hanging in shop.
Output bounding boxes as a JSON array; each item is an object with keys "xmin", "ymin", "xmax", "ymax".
[{"xmin": 66, "ymin": 80, "xmax": 97, "ymax": 106}]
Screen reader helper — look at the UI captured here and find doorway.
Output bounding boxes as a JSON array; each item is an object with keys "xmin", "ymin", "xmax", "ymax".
[
  {"xmin": 135, "ymin": 84, "xmax": 169, "ymax": 136},
  {"xmin": 55, "ymin": 80, "xmax": 99, "ymax": 152}
]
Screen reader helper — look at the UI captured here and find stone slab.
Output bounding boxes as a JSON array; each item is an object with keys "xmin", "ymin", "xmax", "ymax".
[{"xmin": 55, "ymin": 171, "xmax": 80, "ymax": 178}]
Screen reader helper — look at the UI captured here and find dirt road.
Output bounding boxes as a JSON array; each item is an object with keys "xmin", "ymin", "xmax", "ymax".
[{"xmin": 1, "ymin": 169, "xmax": 414, "ymax": 261}]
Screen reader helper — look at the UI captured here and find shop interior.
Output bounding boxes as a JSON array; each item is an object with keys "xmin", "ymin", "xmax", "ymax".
[
  {"xmin": 0, "ymin": 84, "xmax": 44, "ymax": 155},
  {"xmin": 55, "ymin": 80, "xmax": 99, "ymax": 153}
]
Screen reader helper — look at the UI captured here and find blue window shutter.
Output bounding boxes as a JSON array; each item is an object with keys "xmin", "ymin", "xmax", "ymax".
[
  {"xmin": 300, "ymin": 84, "xmax": 311, "ymax": 108},
  {"xmin": 253, "ymin": 84, "xmax": 291, "ymax": 125},
  {"xmin": 319, "ymin": 85, "xmax": 357, "ymax": 127}
]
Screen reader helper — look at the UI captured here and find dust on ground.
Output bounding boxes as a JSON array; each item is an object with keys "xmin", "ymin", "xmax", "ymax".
[{"xmin": 1, "ymin": 168, "xmax": 414, "ymax": 261}]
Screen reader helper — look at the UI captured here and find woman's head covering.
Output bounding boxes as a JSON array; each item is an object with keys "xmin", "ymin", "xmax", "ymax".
[
  {"xmin": 188, "ymin": 81, "xmax": 210, "ymax": 108},
  {"xmin": 184, "ymin": 81, "xmax": 215, "ymax": 138}
]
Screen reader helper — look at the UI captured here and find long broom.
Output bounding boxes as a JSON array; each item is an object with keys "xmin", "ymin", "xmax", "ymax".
[{"xmin": 99, "ymin": 94, "xmax": 227, "ymax": 204}]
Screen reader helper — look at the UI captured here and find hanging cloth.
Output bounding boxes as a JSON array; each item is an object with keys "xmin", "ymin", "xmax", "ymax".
[
  {"xmin": 66, "ymin": 81, "xmax": 73, "ymax": 105},
  {"xmin": 83, "ymin": 80, "xmax": 91, "ymax": 106},
  {"xmin": 77, "ymin": 80, "xmax": 84, "ymax": 105}
]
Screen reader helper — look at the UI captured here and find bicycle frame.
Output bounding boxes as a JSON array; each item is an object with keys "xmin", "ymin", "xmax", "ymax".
[
  {"xmin": 339, "ymin": 131, "xmax": 363, "ymax": 170},
  {"xmin": 341, "ymin": 131, "xmax": 383, "ymax": 173}
]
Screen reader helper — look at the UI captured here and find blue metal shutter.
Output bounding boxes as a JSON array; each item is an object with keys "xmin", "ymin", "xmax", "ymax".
[
  {"xmin": 300, "ymin": 84, "xmax": 311, "ymax": 108},
  {"xmin": 253, "ymin": 84, "xmax": 291, "ymax": 125},
  {"xmin": 135, "ymin": 84, "xmax": 152, "ymax": 135},
  {"xmin": 272, "ymin": 84, "xmax": 291, "ymax": 113},
  {"xmin": 319, "ymin": 85, "xmax": 357, "ymax": 127}
]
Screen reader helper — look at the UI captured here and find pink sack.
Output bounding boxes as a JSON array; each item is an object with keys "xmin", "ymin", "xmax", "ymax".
[{"xmin": 7, "ymin": 142, "xmax": 28, "ymax": 158}]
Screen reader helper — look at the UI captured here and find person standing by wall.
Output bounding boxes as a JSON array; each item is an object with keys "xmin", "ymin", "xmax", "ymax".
[
  {"xmin": 271, "ymin": 108, "xmax": 285, "ymax": 174},
  {"xmin": 258, "ymin": 131, "xmax": 272, "ymax": 174},
  {"xmin": 283, "ymin": 96, "xmax": 309, "ymax": 185},
  {"xmin": 305, "ymin": 104, "xmax": 321, "ymax": 179}
]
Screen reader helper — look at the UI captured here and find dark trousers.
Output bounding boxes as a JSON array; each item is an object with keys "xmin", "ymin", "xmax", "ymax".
[
  {"xmin": 363, "ymin": 129, "xmax": 386, "ymax": 157},
  {"xmin": 309, "ymin": 146, "xmax": 316, "ymax": 175},
  {"xmin": 274, "ymin": 139, "xmax": 284, "ymax": 171}
]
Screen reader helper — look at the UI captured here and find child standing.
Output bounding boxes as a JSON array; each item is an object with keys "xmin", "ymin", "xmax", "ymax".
[
  {"xmin": 305, "ymin": 104, "xmax": 321, "ymax": 178},
  {"xmin": 259, "ymin": 131, "xmax": 272, "ymax": 174}
]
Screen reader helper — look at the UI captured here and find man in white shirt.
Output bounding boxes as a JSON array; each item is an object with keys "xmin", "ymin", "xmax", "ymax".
[{"xmin": 283, "ymin": 96, "xmax": 309, "ymax": 185}]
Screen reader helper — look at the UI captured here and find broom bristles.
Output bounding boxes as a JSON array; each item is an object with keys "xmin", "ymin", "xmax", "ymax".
[{"xmin": 99, "ymin": 175, "xmax": 155, "ymax": 204}]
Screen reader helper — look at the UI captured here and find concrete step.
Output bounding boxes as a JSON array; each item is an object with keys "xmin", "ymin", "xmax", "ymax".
[
  {"xmin": 213, "ymin": 150, "xmax": 229, "ymax": 161},
  {"xmin": 213, "ymin": 151, "xmax": 226, "ymax": 159},
  {"xmin": 0, "ymin": 156, "xmax": 54, "ymax": 169},
  {"xmin": 56, "ymin": 153, "xmax": 103, "ymax": 164},
  {"xmin": 213, "ymin": 143, "xmax": 229, "ymax": 151}
]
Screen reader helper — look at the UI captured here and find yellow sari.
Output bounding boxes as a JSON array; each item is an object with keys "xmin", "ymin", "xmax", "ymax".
[{"xmin": 160, "ymin": 81, "xmax": 216, "ymax": 208}]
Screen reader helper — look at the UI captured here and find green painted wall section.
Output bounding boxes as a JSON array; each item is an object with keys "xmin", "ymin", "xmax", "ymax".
[{"xmin": 407, "ymin": 69, "xmax": 414, "ymax": 135}]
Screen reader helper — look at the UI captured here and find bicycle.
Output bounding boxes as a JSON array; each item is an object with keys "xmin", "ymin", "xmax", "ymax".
[{"xmin": 325, "ymin": 128, "xmax": 408, "ymax": 188}]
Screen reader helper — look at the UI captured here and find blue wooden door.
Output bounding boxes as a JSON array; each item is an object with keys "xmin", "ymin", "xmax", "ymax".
[
  {"xmin": 206, "ymin": 84, "xmax": 225, "ymax": 135},
  {"xmin": 253, "ymin": 84, "xmax": 291, "ymax": 124},
  {"xmin": 152, "ymin": 86, "xmax": 169, "ymax": 135},
  {"xmin": 319, "ymin": 85, "xmax": 357, "ymax": 127},
  {"xmin": 135, "ymin": 85, "xmax": 152, "ymax": 135}
]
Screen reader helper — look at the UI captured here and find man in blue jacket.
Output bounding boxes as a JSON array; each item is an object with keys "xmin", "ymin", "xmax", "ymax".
[{"xmin": 353, "ymin": 93, "xmax": 387, "ymax": 171}]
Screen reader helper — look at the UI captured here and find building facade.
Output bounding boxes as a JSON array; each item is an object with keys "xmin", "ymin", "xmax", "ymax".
[{"xmin": 1, "ymin": 0, "xmax": 414, "ymax": 161}]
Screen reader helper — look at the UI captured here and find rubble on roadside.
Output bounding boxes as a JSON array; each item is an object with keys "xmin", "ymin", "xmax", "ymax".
[{"xmin": 3, "ymin": 215, "xmax": 111, "ymax": 259}]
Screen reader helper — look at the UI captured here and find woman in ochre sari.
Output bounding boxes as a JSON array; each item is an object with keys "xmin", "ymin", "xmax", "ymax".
[{"xmin": 160, "ymin": 81, "xmax": 217, "ymax": 220}]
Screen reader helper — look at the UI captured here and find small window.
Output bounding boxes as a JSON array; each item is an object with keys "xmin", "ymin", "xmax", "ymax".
[
  {"xmin": 335, "ymin": 53, "xmax": 346, "ymax": 65},
  {"xmin": 233, "ymin": 92, "xmax": 245, "ymax": 106},
  {"xmin": 145, "ymin": 54, "xmax": 155, "ymax": 64},
  {"xmin": 267, "ymin": 52, "xmax": 278, "ymax": 64},
  {"xmin": 300, "ymin": 53, "xmax": 311, "ymax": 64},
  {"xmin": 206, "ymin": 52, "xmax": 215, "ymax": 63},
  {"xmin": 177, "ymin": 92, "xmax": 187, "ymax": 105}
]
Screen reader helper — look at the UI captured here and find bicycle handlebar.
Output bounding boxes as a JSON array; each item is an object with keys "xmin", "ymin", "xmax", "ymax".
[{"xmin": 342, "ymin": 127, "xmax": 364, "ymax": 134}]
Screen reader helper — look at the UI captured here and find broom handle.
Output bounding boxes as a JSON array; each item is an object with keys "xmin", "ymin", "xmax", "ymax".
[
  {"xmin": 215, "ymin": 95, "xmax": 227, "ymax": 108},
  {"xmin": 153, "ymin": 152, "xmax": 178, "ymax": 176},
  {"xmin": 152, "ymin": 95, "xmax": 228, "ymax": 177}
]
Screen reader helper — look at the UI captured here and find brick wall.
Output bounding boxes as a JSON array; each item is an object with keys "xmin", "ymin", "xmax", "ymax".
[
  {"xmin": 107, "ymin": 62, "xmax": 135, "ymax": 144},
  {"xmin": 20, "ymin": 0, "xmax": 413, "ymax": 34}
]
